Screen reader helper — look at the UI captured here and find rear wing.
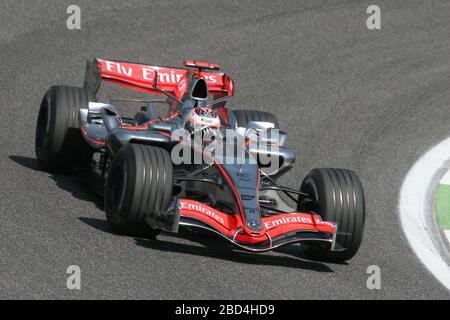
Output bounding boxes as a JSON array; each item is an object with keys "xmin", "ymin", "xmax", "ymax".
[{"xmin": 84, "ymin": 58, "xmax": 234, "ymax": 100}]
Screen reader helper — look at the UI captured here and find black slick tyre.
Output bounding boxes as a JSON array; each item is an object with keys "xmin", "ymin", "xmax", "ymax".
[
  {"xmin": 104, "ymin": 144, "xmax": 173, "ymax": 237},
  {"xmin": 298, "ymin": 168, "xmax": 365, "ymax": 262},
  {"xmin": 35, "ymin": 86, "xmax": 93, "ymax": 170}
]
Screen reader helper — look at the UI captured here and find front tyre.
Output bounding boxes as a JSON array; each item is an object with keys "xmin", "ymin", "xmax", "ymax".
[
  {"xmin": 35, "ymin": 86, "xmax": 93, "ymax": 171},
  {"xmin": 104, "ymin": 144, "xmax": 173, "ymax": 237},
  {"xmin": 298, "ymin": 168, "xmax": 365, "ymax": 261}
]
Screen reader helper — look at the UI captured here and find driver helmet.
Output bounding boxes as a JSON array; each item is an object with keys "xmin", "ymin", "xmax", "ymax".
[{"xmin": 185, "ymin": 107, "xmax": 221, "ymax": 129}]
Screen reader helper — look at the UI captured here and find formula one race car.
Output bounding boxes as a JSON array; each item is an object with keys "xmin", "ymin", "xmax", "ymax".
[{"xmin": 35, "ymin": 58, "xmax": 365, "ymax": 261}]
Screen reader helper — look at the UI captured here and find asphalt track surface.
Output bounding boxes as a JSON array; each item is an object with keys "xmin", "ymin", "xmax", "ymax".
[{"xmin": 1, "ymin": 0, "xmax": 450, "ymax": 299}]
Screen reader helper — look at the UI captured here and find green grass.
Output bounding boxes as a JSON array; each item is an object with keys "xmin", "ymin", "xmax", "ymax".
[{"xmin": 436, "ymin": 184, "xmax": 450, "ymax": 229}]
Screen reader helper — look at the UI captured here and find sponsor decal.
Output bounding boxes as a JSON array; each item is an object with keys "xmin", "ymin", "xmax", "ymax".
[
  {"xmin": 264, "ymin": 215, "xmax": 314, "ymax": 229},
  {"xmin": 264, "ymin": 215, "xmax": 335, "ymax": 230},
  {"xmin": 100, "ymin": 60, "xmax": 218, "ymax": 85},
  {"xmin": 180, "ymin": 201, "xmax": 225, "ymax": 225},
  {"xmin": 315, "ymin": 220, "xmax": 335, "ymax": 228}
]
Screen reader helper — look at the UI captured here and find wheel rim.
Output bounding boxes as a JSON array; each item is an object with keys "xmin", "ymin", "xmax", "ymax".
[{"xmin": 300, "ymin": 183, "xmax": 319, "ymax": 214}]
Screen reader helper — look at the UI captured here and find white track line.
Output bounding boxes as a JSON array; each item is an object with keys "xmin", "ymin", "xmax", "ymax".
[
  {"xmin": 399, "ymin": 137, "xmax": 450, "ymax": 291},
  {"xmin": 445, "ymin": 230, "xmax": 450, "ymax": 244},
  {"xmin": 440, "ymin": 170, "xmax": 450, "ymax": 185},
  {"xmin": 438, "ymin": 174, "xmax": 450, "ymax": 245}
]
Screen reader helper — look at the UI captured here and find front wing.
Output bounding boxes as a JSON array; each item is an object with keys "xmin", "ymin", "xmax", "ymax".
[{"xmin": 176, "ymin": 199, "xmax": 337, "ymax": 252}]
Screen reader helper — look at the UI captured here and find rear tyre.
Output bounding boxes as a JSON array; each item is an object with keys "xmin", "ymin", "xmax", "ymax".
[
  {"xmin": 104, "ymin": 144, "xmax": 173, "ymax": 237},
  {"xmin": 233, "ymin": 110, "xmax": 279, "ymax": 129},
  {"xmin": 298, "ymin": 168, "xmax": 365, "ymax": 262},
  {"xmin": 35, "ymin": 86, "xmax": 93, "ymax": 171}
]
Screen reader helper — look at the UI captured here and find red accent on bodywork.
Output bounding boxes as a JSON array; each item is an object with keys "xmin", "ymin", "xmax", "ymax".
[
  {"xmin": 184, "ymin": 60, "xmax": 221, "ymax": 71},
  {"xmin": 217, "ymin": 107, "xmax": 229, "ymax": 125},
  {"xmin": 80, "ymin": 126, "xmax": 106, "ymax": 146},
  {"xmin": 223, "ymin": 73, "xmax": 234, "ymax": 96},
  {"xmin": 119, "ymin": 123, "xmax": 150, "ymax": 131},
  {"xmin": 178, "ymin": 199, "xmax": 335, "ymax": 245},
  {"xmin": 119, "ymin": 112, "xmax": 181, "ymax": 131},
  {"xmin": 213, "ymin": 161, "xmax": 256, "ymax": 235},
  {"xmin": 157, "ymin": 131, "xmax": 250, "ymax": 235},
  {"xmin": 158, "ymin": 130, "xmax": 266, "ymax": 237},
  {"xmin": 97, "ymin": 59, "xmax": 233, "ymax": 100}
]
